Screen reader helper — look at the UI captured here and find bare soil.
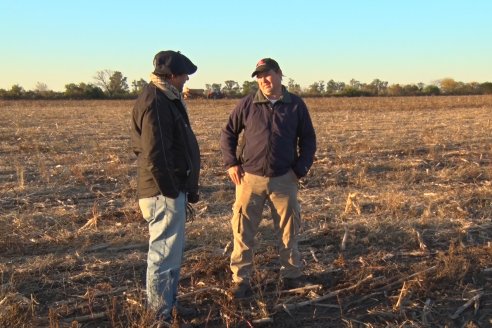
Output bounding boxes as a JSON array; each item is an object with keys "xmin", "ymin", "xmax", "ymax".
[{"xmin": 0, "ymin": 96, "xmax": 491, "ymax": 327}]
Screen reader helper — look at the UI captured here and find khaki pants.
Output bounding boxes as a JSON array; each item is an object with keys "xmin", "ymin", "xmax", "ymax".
[{"xmin": 230, "ymin": 170, "xmax": 302, "ymax": 283}]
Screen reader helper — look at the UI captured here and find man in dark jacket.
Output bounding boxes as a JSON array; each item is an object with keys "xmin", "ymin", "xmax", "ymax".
[
  {"xmin": 220, "ymin": 58, "xmax": 316, "ymax": 298},
  {"xmin": 131, "ymin": 50, "xmax": 200, "ymax": 320}
]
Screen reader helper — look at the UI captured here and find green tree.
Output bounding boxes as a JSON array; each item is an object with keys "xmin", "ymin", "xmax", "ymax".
[
  {"xmin": 84, "ymin": 84, "xmax": 105, "ymax": 99},
  {"xmin": 402, "ymin": 84, "xmax": 420, "ymax": 96},
  {"xmin": 349, "ymin": 78, "xmax": 362, "ymax": 89},
  {"xmin": 109, "ymin": 71, "xmax": 129, "ymax": 97},
  {"xmin": 94, "ymin": 69, "xmax": 129, "ymax": 97},
  {"xmin": 222, "ymin": 80, "xmax": 240, "ymax": 97},
  {"xmin": 131, "ymin": 79, "xmax": 148, "ymax": 95},
  {"xmin": 480, "ymin": 82, "xmax": 492, "ymax": 94},
  {"xmin": 9, "ymin": 84, "xmax": 25, "ymax": 99},
  {"xmin": 212, "ymin": 83, "xmax": 222, "ymax": 92},
  {"xmin": 387, "ymin": 84, "xmax": 403, "ymax": 96},
  {"xmin": 242, "ymin": 80, "xmax": 258, "ymax": 96},
  {"xmin": 340, "ymin": 86, "xmax": 364, "ymax": 97},
  {"xmin": 318, "ymin": 80, "xmax": 325, "ymax": 94},
  {"xmin": 205, "ymin": 83, "xmax": 223, "ymax": 99},
  {"xmin": 326, "ymin": 79, "xmax": 346, "ymax": 95},
  {"xmin": 423, "ymin": 85, "xmax": 440, "ymax": 96},
  {"xmin": 334, "ymin": 81, "xmax": 346, "ymax": 94},
  {"xmin": 306, "ymin": 81, "xmax": 324, "ymax": 96},
  {"xmin": 306, "ymin": 82, "xmax": 319, "ymax": 96},
  {"xmin": 64, "ymin": 83, "xmax": 84, "ymax": 98},
  {"xmin": 461, "ymin": 82, "xmax": 481, "ymax": 95},
  {"xmin": 65, "ymin": 83, "xmax": 104, "ymax": 99},
  {"xmin": 287, "ymin": 78, "xmax": 302, "ymax": 95},
  {"xmin": 368, "ymin": 79, "xmax": 388, "ymax": 96}
]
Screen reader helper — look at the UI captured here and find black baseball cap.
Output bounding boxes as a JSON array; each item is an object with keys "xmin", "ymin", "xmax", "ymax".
[
  {"xmin": 251, "ymin": 58, "xmax": 281, "ymax": 77},
  {"xmin": 153, "ymin": 50, "xmax": 197, "ymax": 76}
]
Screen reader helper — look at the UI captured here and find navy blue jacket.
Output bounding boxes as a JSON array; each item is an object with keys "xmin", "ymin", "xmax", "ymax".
[{"xmin": 220, "ymin": 87, "xmax": 316, "ymax": 178}]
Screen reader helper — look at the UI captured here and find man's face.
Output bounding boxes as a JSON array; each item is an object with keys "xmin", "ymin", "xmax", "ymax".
[
  {"xmin": 256, "ymin": 69, "xmax": 282, "ymax": 96},
  {"xmin": 170, "ymin": 74, "xmax": 189, "ymax": 92}
]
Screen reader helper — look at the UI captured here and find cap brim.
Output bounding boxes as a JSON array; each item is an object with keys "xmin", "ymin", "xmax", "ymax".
[
  {"xmin": 183, "ymin": 61, "xmax": 197, "ymax": 75},
  {"xmin": 185, "ymin": 64, "xmax": 198, "ymax": 75},
  {"xmin": 181, "ymin": 55, "xmax": 197, "ymax": 75},
  {"xmin": 251, "ymin": 65, "xmax": 269, "ymax": 77}
]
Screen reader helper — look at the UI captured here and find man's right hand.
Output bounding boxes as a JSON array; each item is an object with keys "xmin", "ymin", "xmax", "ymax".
[{"xmin": 227, "ymin": 165, "xmax": 244, "ymax": 185}]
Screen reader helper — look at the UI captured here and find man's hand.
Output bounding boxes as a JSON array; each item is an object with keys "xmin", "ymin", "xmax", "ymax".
[
  {"xmin": 187, "ymin": 192, "xmax": 199, "ymax": 203},
  {"xmin": 227, "ymin": 165, "xmax": 244, "ymax": 185}
]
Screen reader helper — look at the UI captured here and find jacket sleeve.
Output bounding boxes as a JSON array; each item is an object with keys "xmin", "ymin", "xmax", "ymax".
[
  {"xmin": 293, "ymin": 102, "xmax": 317, "ymax": 178},
  {"xmin": 141, "ymin": 101, "xmax": 180, "ymax": 198},
  {"xmin": 220, "ymin": 99, "xmax": 246, "ymax": 168}
]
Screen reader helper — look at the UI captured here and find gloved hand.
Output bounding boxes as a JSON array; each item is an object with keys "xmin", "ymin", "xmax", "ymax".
[{"xmin": 187, "ymin": 192, "xmax": 199, "ymax": 204}]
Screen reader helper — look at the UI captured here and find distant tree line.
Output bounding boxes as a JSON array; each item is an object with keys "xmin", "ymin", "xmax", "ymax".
[
  {"xmin": 0, "ymin": 70, "xmax": 146, "ymax": 100},
  {"xmin": 1, "ymin": 70, "xmax": 491, "ymax": 100},
  {"xmin": 296, "ymin": 78, "xmax": 492, "ymax": 97}
]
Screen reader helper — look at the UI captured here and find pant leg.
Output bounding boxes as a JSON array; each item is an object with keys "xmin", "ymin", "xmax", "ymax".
[
  {"xmin": 230, "ymin": 173, "xmax": 267, "ymax": 283},
  {"xmin": 268, "ymin": 170, "xmax": 303, "ymax": 279},
  {"xmin": 138, "ymin": 192, "xmax": 186, "ymax": 320}
]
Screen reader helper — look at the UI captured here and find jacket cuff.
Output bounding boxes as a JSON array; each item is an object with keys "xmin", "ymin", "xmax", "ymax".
[
  {"xmin": 187, "ymin": 192, "xmax": 199, "ymax": 203},
  {"xmin": 293, "ymin": 165, "xmax": 307, "ymax": 178},
  {"xmin": 160, "ymin": 189, "xmax": 180, "ymax": 199},
  {"xmin": 225, "ymin": 161, "xmax": 240, "ymax": 169}
]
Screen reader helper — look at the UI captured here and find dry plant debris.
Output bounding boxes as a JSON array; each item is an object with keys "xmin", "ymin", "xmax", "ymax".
[{"xmin": 1, "ymin": 96, "xmax": 491, "ymax": 327}]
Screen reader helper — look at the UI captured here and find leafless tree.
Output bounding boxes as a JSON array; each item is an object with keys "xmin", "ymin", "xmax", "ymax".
[
  {"xmin": 35, "ymin": 82, "xmax": 49, "ymax": 93},
  {"xmin": 93, "ymin": 69, "xmax": 114, "ymax": 95}
]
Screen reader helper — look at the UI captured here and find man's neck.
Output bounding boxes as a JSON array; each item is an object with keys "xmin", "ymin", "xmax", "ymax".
[{"xmin": 264, "ymin": 87, "xmax": 282, "ymax": 100}]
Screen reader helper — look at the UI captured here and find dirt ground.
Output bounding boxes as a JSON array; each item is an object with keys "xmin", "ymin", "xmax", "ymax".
[{"xmin": 0, "ymin": 96, "xmax": 491, "ymax": 327}]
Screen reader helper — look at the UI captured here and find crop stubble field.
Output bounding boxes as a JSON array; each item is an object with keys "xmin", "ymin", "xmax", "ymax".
[{"xmin": 0, "ymin": 96, "xmax": 491, "ymax": 327}]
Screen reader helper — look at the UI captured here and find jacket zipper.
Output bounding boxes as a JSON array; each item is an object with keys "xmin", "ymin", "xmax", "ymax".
[
  {"xmin": 262, "ymin": 102, "xmax": 274, "ymax": 176},
  {"xmin": 177, "ymin": 102, "xmax": 194, "ymax": 178},
  {"xmin": 183, "ymin": 127, "xmax": 193, "ymax": 177}
]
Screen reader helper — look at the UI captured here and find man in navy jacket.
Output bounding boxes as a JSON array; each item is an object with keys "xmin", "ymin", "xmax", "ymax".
[{"xmin": 220, "ymin": 58, "xmax": 316, "ymax": 298}]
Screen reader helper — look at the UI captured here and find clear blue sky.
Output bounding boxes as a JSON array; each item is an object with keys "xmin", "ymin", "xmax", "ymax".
[{"xmin": 1, "ymin": 0, "xmax": 491, "ymax": 91}]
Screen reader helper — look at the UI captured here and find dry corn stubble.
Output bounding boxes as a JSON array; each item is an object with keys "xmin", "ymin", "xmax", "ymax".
[{"xmin": 0, "ymin": 96, "xmax": 491, "ymax": 327}]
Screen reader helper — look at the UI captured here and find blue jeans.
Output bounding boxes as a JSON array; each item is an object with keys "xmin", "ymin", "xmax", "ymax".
[{"xmin": 138, "ymin": 192, "xmax": 186, "ymax": 320}]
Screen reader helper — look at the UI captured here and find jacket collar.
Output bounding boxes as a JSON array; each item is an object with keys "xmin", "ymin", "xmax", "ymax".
[
  {"xmin": 149, "ymin": 73, "xmax": 189, "ymax": 113},
  {"xmin": 253, "ymin": 85, "xmax": 292, "ymax": 104},
  {"xmin": 149, "ymin": 73, "xmax": 181, "ymax": 101}
]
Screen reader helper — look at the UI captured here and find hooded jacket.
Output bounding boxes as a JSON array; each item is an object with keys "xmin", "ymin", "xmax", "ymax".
[
  {"xmin": 220, "ymin": 87, "xmax": 316, "ymax": 178},
  {"xmin": 131, "ymin": 82, "xmax": 200, "ymax": 199}
]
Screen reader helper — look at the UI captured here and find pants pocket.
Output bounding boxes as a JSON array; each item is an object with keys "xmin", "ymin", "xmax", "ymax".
[
  {"xmin": 289, "ymin": 169, "xmax": 299, "ymax": 183},
  {"xmin": 292, "ymin": 202, "xmax": 302, "ymax": 235},
  {"xmin": 232, "ymin": 205, "xmax": 243, "ymax": 234},
  {"xmin": 139, "ymin": 196, "xmax": 158, "ymax": 222}
]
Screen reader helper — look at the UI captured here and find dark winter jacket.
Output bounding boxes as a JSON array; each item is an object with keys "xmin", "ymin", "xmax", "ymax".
[
  {"xmin": 131, "ymin": 83, "xmax": 200, "ymax": 200},
  {"xmin": 220, "ymin": 86, "xmax": 316, "ymax": 178}
]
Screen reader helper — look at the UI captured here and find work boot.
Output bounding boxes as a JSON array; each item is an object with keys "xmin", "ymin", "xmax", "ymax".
[{"xmin": 230, "ymin": 281, "xmax": 253, "ymax": 299}]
